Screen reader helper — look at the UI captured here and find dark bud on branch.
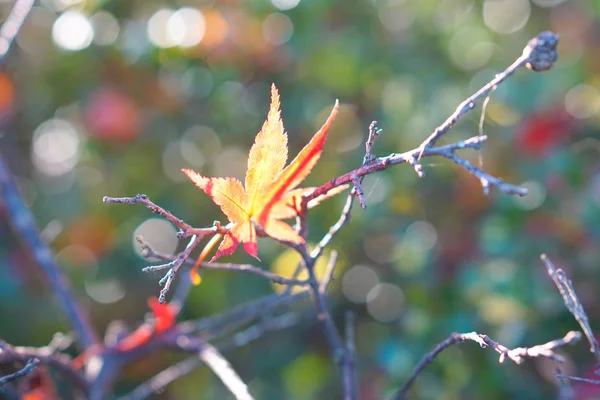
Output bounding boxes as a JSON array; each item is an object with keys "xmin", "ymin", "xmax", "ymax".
[{"xmin": 524, "ymin": 31, "xmax": 559, "ymax": 72}]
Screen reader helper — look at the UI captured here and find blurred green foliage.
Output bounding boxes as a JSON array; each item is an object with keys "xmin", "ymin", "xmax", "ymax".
[{"xmin": 1, "ymin": 0, "xmax": 600, "ymax": 398}]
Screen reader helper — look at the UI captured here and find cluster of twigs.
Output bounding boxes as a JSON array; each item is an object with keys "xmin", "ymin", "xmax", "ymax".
[{"xmin": 1, "ymin": 0, "xmax": 598, "ymax": 398}]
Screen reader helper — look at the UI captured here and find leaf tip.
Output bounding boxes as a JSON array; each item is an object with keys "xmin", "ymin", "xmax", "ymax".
[
  {"xmin": 243, "ymin": 241, "xmax": 260, "ymax": 261},
  {"xmin": 190, "ymin": 271, "xmax": 202, "ymax": 285}
]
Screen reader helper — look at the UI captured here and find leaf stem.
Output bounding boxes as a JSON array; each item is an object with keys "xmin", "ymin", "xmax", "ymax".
[{"xmin": 191, "ymin": 234, "xmax": 223, "ymax": 285}]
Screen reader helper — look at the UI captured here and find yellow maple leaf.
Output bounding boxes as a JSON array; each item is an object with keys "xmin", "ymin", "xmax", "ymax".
[{"xmin": 182, "ymin": 84, "xmax": 340, "ymax": 283}]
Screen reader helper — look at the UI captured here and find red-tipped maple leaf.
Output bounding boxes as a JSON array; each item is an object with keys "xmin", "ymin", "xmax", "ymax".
[{"xmin": 183, "ymin": 84, "xmax": 339, "ymax": 263}]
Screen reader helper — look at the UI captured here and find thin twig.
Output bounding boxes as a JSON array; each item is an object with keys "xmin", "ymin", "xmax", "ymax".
[
  {"xmin": 103, "ymin": 194, "xmax": 225, "ymax": 239},
  {"xmin": 437, "ymin": 149, "xmax": 526, "ymax": 196},
  {"xmin": 394, "ymin": 330, "xmax": 580, "ymax": 399},
  {"xmin": 137, "ymin": 237, "xmax": 309, "ymax": 287},
  {"xmin": 319, "ymin": 250, "xmax": 339, "ymax": 294},
  {"xmin": 0, "ymin": 340, "xmax": 89, "ymax": 395},
  {"xmin": 198, "ymin": 343, "xmax": 254, "ymax": 400},
  {"xmin": 555, "ymin": 374, "xmax": 600, "ymax": 386},
  {"xmin": 220, "ymin": 312, "xmax": 300, "ymax": 349},
  {"xmin": 0, "ymin": 155, "xmax": 99, "ymax": 349},
  {"xmin": 152, "ymin": 235, "xmax": 201, "ymax": 304},
  {"xmin": 311, "ymin": 189, "xmax": 356, "ymax": 260},
  {"xmin": 364, "ymin": 121, "xmax": 382, "ymax": 164},
  {"xmin": 541, "ymin": 254, "xmax": 600, "ymax": 364},
  {"xmin": 305, "ymin": 252, "xmax": 345, "ymax": 366},
  {"xmin": 343, "ymin": 311, "xmax": 357, "ymax": 400},
  {"xmin": 0, "ymin": 358, "xmax": 39, "ymax": 387},
  {"xmin": 305, "ymin": 133, "xmax": 528, "ymax": 201},
  {"xmin": 172, "ymin": 337, "xmax": 253, "ymax": 400},
  {"xmin": 0, "ymin": 0, "xmax": 35, "ymax": 62},
  {"xmin": 201, "ymin": 262, "xmax": 309, "ymax": 286},
  {"xmin": 0, "ymin": 0, "xmax": 98, "ymax": 354},
  {"xmin": 305, "ymin": 33, "xmax": 561, "ymax": 203},
  {"xmin": 417, "ymin": 31, "xmax": 558, "ymax": 154},
  {"xmin": 120, "ymin": 313, "xmax": 300, "ymax": 400},
  {"xmin": 179, "ymin": 290, "xmax": 310, "ymax": 336},
  {"xmin": 118, "ymin": 356, "xmax": 201, "ymax": 400},
  {"xmin": 555, "ymin": 368, "xmax": 575, "ymax": 400}
]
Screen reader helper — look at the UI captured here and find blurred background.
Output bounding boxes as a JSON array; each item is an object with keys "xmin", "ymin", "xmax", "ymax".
[{"xmin": 0, "ymin": 0, "xmax": 599, "ymax": 398}]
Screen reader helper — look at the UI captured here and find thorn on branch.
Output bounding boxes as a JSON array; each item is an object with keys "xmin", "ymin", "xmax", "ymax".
[{"xmin": 523, "ymin": 31, "xmax": 559, "ymax": 72}]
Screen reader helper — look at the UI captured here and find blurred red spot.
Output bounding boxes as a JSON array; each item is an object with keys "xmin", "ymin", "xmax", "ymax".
[
  {"xmin": 0, "ymin": 72, "xmax": 15, "ymax": 113},
  {"xmin": 84, "ymin": 87, "xmax": 142, "ymax": 143},
  {"xmin": 515, "ymin": 106, "xmax": 576, "ymax": 157},
  {"xmin": 114, "ymin": 297, "xmax": 177, "ymax": 352}
]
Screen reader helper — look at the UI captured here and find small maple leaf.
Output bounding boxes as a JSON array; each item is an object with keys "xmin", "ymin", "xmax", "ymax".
[
  {"xmin": 71, "ymin": 297, "xmax": 177, "ymax": 368},
  {"xmin": 114, "ymin": 297, "xmax": 177, "ymax": 352},
  {"xmin": 183, "ymin": 84, "xmax": 339, "ymax": 263}
]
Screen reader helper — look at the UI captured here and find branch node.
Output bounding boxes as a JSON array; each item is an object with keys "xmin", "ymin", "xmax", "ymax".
[{"xmin": 407, "ymin": 157, "xmax": 424, "ymax": 177}]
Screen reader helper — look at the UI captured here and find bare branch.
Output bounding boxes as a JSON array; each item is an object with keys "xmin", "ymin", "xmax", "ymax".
[
  {"xmin": 418, "ymin": 31, "xmax": 558, "ymax": 153},
  {"xmin": 179, "ymin": 291, "xmax": 310, "ymax": 336},
  {"xmin": 541, "ymin": 254, "xmax": 600, "ymax": 364},
  {"xmin": 103, "ymin": 194, "xmax": 225, "ymax": 239},
  {"xmin": 305, "ymin": 34, "xmax": 560, "ymax": 203},
  {"xmin": 221, "ymin": 312, "xmax": 300, "ymax": 349},
  {"xmin": 118, "ymin": 356, "xmax": 201, "ymax": 400},
  {"xmin": 436, "ymin": 149, "xmax": 527, "ymax": 196},
  {"xmin": 0, "ymin": 155, "xmax": 99, "ymax": 349},
  {"xmin": 364, "ymin": 121, "xmax": 382, "ymax": 164},
  {"xmin": 394, "ymin": 330, "xmax": 580, "ymax": 399},
  {"xmin": 0, "ymin": 358, "xmax": 39, "ymax": 387},
  {"xmin": 555, "ymin": 368, "xmax": 575, "ymax": 400},
  {"xmin": 0, "ymin": 0, "xmax": 35, "ymax": 63},
  {"xmin": 199, "ymin": 343, "xmax": 254, "ymax": 400},
  {"xmin": 137, "ymin": 237, "xmax": 308, "ymax": 287},
  {"xmin": 343, "ymin": 311, "xmax": 357, "ymax": 400},
  {"xmin": 151, "ymin": 235, "xmax": 201, "ymax": 304},
  {"xmin": 303, "ymin": 251, "xmax": 345, "ymax": 369},
  {"xmin": 201, "ymin": 262, "xmax": 309, "ymax": 286},
  {"xmin": 555, "ymin": 374, "xmax": 600, "ymax": 386},
  {"xmin": 0, "ymin": 339, "xmax": 89, "ymax": 395},
  {"xmin": 319, "ymin": 250, "xmax": 339, "ymax": 294},
  {"xmin": 305, "ymin": 133, "xmax": 528, "ymax": 202},
  {"xmin": 311, "ymin": 190, "xmax": 356, "ymax": 260},
  {"xmin": 120, "ymin": 313, "xmax": 299, "ymax": 400}
]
